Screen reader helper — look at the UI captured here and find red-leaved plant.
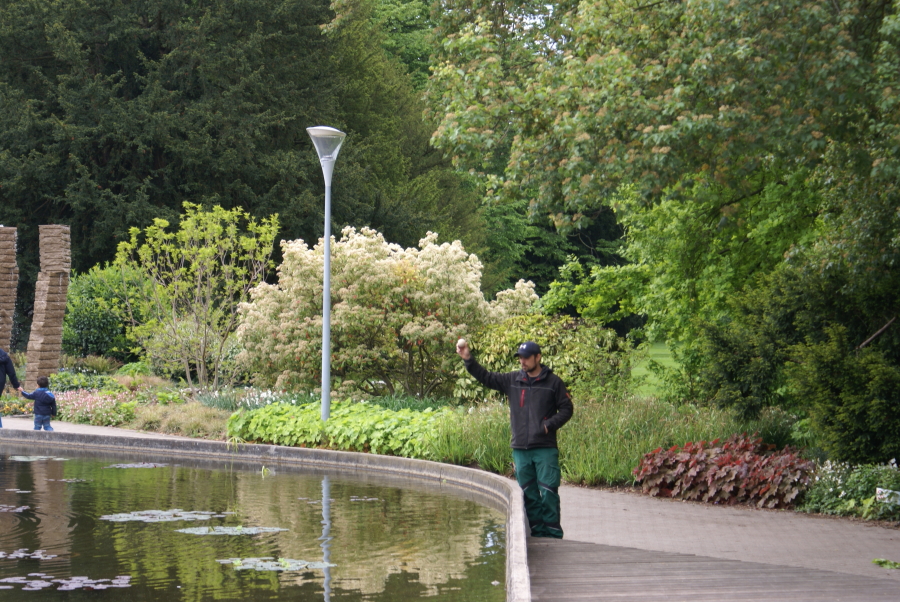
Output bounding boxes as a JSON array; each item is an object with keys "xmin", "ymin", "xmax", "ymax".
[{"xmin": 632, "ymin": 434, "xmax": 815, "ymax": 509}]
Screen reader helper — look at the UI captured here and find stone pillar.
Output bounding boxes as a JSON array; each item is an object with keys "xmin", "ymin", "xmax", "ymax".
[
  {"xmin": 25, "ymin": 225, "xmax": 71, "ymax": 390},
  {"xmin": 0, "ymin": 227, "xmax": 17, "ymax": 349}
]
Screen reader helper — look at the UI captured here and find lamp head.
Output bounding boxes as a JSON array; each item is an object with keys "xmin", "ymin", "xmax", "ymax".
[
  {"xmin": 307, "ymin": 126, "xmax": 346, "ymax": 161},
  {"xmin": 307, "ymin": 126, "xmax": 346, "ymax": 186}
]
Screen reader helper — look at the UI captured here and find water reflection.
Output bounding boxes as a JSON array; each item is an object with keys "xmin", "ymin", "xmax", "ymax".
[
  {"xmin": 0, "ymin": 449, "xmax": 505, "ymax": 601},
  {"xmin": 320, "ymin": 475, "xmax": 332, "ymax": 602}
]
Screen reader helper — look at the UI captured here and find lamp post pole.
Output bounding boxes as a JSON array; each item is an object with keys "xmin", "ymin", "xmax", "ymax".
[{"xmin": 307, "ymin": 126, "xmax": 346, "ymax": 421}]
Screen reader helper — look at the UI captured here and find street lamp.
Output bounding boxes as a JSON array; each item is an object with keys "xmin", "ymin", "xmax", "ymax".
[{"xmin": 307, "ymin": 126, "xmax": 346, "ymax": 421}]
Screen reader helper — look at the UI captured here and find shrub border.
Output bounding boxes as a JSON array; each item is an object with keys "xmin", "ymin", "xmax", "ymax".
[{"xmin": 0, "ymin": 429, "xmax": 530, "ymax": 602}]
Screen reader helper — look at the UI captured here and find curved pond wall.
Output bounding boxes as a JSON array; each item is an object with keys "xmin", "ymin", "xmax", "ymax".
[{"xmin": 0, "ymin": 429, "xmax": 531, "ymax": 602}]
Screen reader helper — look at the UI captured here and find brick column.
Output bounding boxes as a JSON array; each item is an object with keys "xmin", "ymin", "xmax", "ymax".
[
  {"xmin": 0, "ymin": 227, "xmax": 17, "ymax": 349},
  {"xmin": 25, "ymin": 225, "xmax": 71, "ymax": 390}
]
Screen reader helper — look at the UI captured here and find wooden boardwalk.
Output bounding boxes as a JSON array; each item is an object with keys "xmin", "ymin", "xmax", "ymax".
[{"xmin": 528, "ymin": 539, "xmax": 900, "ymax": 601}]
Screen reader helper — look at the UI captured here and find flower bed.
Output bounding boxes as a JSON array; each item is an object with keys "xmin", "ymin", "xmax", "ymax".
[{"xmin": 56, "ymin": 390, "xmax": 137, "ymax": 426}]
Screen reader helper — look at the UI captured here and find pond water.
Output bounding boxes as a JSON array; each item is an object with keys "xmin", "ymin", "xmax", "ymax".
[{"xmin": 0, "ymin": 446, "xmax": 506, "ymax": 601}]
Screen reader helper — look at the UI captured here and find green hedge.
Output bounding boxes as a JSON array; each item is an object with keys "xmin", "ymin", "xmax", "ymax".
[{"xmin": 49, "ymin": 372, "xmax": 124, "ymax": 392}]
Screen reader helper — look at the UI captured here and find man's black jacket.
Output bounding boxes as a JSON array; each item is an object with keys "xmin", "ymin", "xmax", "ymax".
[
  {"xmin": 0, "ymin": 348, "xmax": 19, "ymax": 390},
  {"xmin": 464, "ymin": 356, "xmax": 573, "ymax": 449}
]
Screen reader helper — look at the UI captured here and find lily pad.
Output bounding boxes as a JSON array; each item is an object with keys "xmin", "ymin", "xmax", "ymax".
[
  {"xmin": 0, "ymin": 549, "xmax": 57, "ymax": 560},
  {"xmin": 46, "ymin": 479, "xmax": 91, "ymax": 483},
  {"xmin": 0, "ymin": 573, "xmax": 131, "ymax": 591},
  {"xmin": 102, "ymin": 462, "xmax": 168, "ymax": 469},
  {"xmin": 8, "ymin": 456, "xmax": 68, "ymax": 462},
  {"xmin": 5, "ymin": 489, "xmax": 31, "ymax": 493},
  {"xmin": 349, "ymin": 496, "xmax": 380, "ymax": 502},
  {"xmin": 100, "ymin": 509, "xmax": 234, "ymax": 523},
  {"xmin": 175, "ymin": 526, "xmax": 288, "ymax": 535},
  {"xmin": 217, "ymin": 557, "xmax": 334, "ymax": 571}
]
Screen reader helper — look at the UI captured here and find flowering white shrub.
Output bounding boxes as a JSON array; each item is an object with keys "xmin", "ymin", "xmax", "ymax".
[{"xmin": 237, "ymin": 227, "xmax": 536, "ymax": 397}]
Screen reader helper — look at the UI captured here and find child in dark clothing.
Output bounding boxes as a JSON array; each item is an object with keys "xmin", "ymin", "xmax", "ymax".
[{"xmin": 22, "ymin": 376, "xmax": 57, "ymax": 431}]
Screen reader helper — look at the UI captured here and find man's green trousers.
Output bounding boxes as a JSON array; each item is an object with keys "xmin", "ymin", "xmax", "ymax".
[{"xmin": 512, "ymin": 448, "xmax": 563, "ymax": 538}]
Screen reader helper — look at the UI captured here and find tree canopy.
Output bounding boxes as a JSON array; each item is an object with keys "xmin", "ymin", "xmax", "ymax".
[
  {"xmin": 0, "ymin": 0, "xmax": 489, "ymax": 342},
  {"xmin": 428, "ymin": 0, "xmax": 900, "ymax": 460}
]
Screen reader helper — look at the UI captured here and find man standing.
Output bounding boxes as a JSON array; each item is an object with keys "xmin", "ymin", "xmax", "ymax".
[
  {"xmin": 456, "ymin": 339, "xmax": 573, "ymax": 538},
  {"xmin": 0, "ymin": 347, "xmax": 24, "ymax": 428}
]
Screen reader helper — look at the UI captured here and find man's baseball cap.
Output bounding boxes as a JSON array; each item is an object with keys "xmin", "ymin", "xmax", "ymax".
[{"xmin": 514, "ymin": 341, "xmax": 541, "ymax": 358}]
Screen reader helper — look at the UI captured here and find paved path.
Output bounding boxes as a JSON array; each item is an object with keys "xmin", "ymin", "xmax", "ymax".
[
  {"xmin": 3, "ymin": 416, "xmax": 900, "ymax": 599},
  {"xmin": 529, "ymin": 484, "xmax": 900, "ymax": 600}
]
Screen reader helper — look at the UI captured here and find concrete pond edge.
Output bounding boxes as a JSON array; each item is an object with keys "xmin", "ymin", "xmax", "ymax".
[{"xmin": 0, "ymin": 428, "xmax": 531, "ymax": 602}]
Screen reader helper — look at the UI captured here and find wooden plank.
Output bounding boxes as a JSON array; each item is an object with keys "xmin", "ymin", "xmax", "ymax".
[{"xmin": 528, "ymin": 540, "xmax": 900, "ymax": 601}]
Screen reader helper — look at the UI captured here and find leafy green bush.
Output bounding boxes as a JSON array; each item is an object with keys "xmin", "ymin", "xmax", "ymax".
[
  {"xmin": 454, "ymin": 314, "xmax": 632, "ymax": 403},
  {"xmin": 633, "ymin": 435, "xmax": 815, "ymax": 508},
  {"xmin": 800, "ymin": 460, "xmax": 900, "ymax": 521},
  {"xmin": 62, "ymin": 264, "xmax": 148, "ymax": 361},
  {"xmin": 117, "ymin": 361, "xmax": 153, "ymax": 377},
  {"xmin": 49, "ymin": 372, "xmax": 124, "ymax": 392},
  {"xmin": 227, "ymin": 400, "xmax": 447, "ymax": 458},
  {"xmin": 790, "ymin": 325, "xmax": 900, "ymax": 464}
]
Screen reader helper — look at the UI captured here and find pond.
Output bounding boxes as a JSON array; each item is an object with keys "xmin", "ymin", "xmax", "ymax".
[{"xmin": 0, "ymin": 445, "xmax": 506, "ymax": 601}]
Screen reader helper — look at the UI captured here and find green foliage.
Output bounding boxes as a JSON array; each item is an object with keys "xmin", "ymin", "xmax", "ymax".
[
  {"xmin": 790, "ymin": 326, "xmax": 900, "ymax": 464},
  {"xmin": 59, "ymin": 354, "xmax": 123, "ymax": 376},
  {"xmin": 227, "ymin": 400, "xmax": 446, "ymax": 458},
  {"xmin": 365, "ymin": 393, "xmax": 455, "ymax": 413},
  {"xmin": 152, "ymin": 390, "xmax": 186, "ymax": 406},
  {"xmin": 800, "ymin": 460, "xmax": 900, "ymax": 521},
  {"xmin": 63, "ymin": 265, "xmax": 149, "ymax": 361},
  {"xmin": 430, "ymin": 0, "xmax": 900, "ymax": 468},
  {"xmin": 116, "ymin": 362, "xmax": 153, "ymax": 377},
  {"xmin": 429, "ymin": 403, "xmax": 513, "ymax": 474},
  {"xmin": 559, "ymin": 397, "xmax": 793, "ymax": 486},
  {"xmin": 873, "ymin": 559, "xmax": 900, "ymax": 569},
  {"xmin": 429, "ymin": 392, "xmax": 793, "ymax": 485},
  {"xmin": 116, "ymin": 203, "xmax": 278, "ymax": 390},
  {"xmin": 0, "ymin": 0, "xmax": 483, "ymax": 314},
  {"xmin": 454, "ymin": 314, "xmax": 632, "ymax": 402},
  {"xmin": 370, "ymin": 0, "xmax": 433, "ymax": 90},
  {"xmin": 49, "ymin": 372, "xmax": 123, "ymax": 393},
  {"xmin": 633, "ymin": 435, "xmax": 815, "ymax": 509},
  {"xmin": 542, "ymin": 174, "xmax": 821, "ymax": 398},
  {"xmin": 697, "ymin": 262, "xmax": 900, "ymax": 463},
  {"xmin": 428, "ymin": 0, "xmax": 893, "ymax": 226},
  {"xmin": 0, "ymin": 397, "xmax": 30, "ymax": 416}
]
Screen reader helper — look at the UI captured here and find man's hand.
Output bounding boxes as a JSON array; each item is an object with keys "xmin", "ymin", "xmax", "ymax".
[{"xmin": 456, "ymin": 338, "xmax": 472, "ymax": 361}]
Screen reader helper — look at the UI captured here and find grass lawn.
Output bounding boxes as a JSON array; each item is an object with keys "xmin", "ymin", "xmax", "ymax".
[{"xmin": 630, "ymin": 341, "xmax": 676, "ymax": 396}]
